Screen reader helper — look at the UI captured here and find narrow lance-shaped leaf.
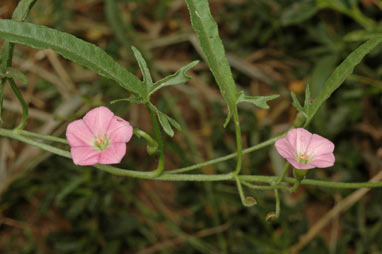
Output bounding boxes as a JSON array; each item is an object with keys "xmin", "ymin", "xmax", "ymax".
[
  {"xmin": 156, "ymin": 109, "xmax": 181, "ymax": 137},
  {"xmin": 185, "ymin": 0, "xmax": 238, "ymax": 127},
  {"xmin": 305, "ymin": 37, "xmax": 382, "ymax": 127},
  {"xmin": 149, "ymin": 60, "xmax": 199, "ymax": 96},
  {"xmin": 237, "ymin": 91, "xmax": 279, "ymax": 109},
  {"xmin": 110, "ymin": 97, "xmax": 146, "ymax": 105},
  {"xmin": 2, "ymin": 67, "xmax": 27, "ymax": 84},
  {"xmin": 303, "ymin": 83, "xmax": 312, "ymax": 114},
  {"xmin": 0, "ymin": 20, "xmax": 145, "ymax": 97},
  {"xmin": 0, "ymin": 0, "xmax": 37, "ymax": 122},
  {"xmin": 132, "ymin": 46, "xmax": 152, "ymax": 95},
  {"xmin": 290, "ymin": 92, "xmax": 305, "ymax": 114},
  {"xmin": 12, "ymin": 0, "xmax": 37, "ymax": 21}
]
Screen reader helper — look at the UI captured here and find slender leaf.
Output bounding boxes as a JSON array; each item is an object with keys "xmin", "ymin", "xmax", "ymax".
[
  {"xmin": 303, "ymin": 83, "xmax": 311, "ymax": 113},
  {"xmin": 280, "ymin": 0, "xmax": 318, "ymax": 26},
  {"xmin": 155, "ymin": 109, "xmax": 182, "ymax": 137},
  {"xmin": 110, "ymin": 97, "xmax": 146, "ymax": 105},
  {"xmin": 305, "ymin": 37, "xmax": 382, "ymax": 126},
  {"xmin": 0, "ymin": 20, "xmax": 145, "ymax": 96},
  {"xmin": 149, "ymin": 60, "xmax": 199, "ymax": 96},
  {"xmin": 290, "ymin": 92, "xmax": 305, "ymax": 114},
  {"xmin": 0, "ymin": 0, "xmax": 37, "ymax": 122},
  {"xmin": 132, "ymin": 46, "xmax": 152, "ymax": 93},
  {"xmin": 12, "ymin": 0, "xmax": 37, "ymax": 21},
  {"xmin": 157, "ymin": 110, "xmax": 174, "ymax": 137},
  {"xmin": 185, "ymin": 0, "xmax": 238, "ymax": 126},
  {"xmin": 237, "ymin": 91, "xmax": 279, "ymax": 109},
  {"xmin": 3, "ymin": 67, "xmax": 27, "ymax": 84}
]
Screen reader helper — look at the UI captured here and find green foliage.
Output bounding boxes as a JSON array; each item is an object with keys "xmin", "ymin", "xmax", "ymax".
[
  {"xmin": 155, "ymin": 108, "xmax": 182, "ymax": 137},
  {"xmin": 305, "ymin": 37, "xmax": 382, "ymax": 126},
  {"xmin": 280, "ymin": 0, "xmax": 319, "ymax": 26},
  {"xmin": 0, "ymin": 20, "xmax": 145, "ymax": 97},
  {"xmin": 1, "ymin": 67, "xmax": 27, "ymax": 84},
  {"xmin": 149, "ymin": 60, "xmax": 199, "ymax": 96},
  {"xmin": 237, "ymin": 91, "xmax": 279, "ymax": 109},
  {"xmin": 1, "ymin": 0, "xmax": 382, "ymax": 253},
  {"xmin": 11, "ymin": 0, "xmax": 37, "ymax": 22},
  {"xmin": 185, "ymin": 0, "xmax": 238, "ymax": 127},
  {"xmin": 132, "ymin": 46, "xmax": 152, "ymax": 95}
]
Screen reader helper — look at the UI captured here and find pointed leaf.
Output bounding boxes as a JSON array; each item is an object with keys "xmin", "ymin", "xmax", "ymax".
[
  {"xmin": 290, "ymin": 92, "xmax": 305, "ymax": 114},
  {"xmin": 4, "ymin": 67, "xmax": 27, "ymax": 84},
  {"xmin": 110, "ymin": 97, "xmax": 146, "ymax": 104},
  {"xmin": 167, "ymin": 115, "xmax": 182, "ymax": 131},
  {"xmin": 305, "ymin": 37, "xmax": 382, "ymax": 126},
  {"xmin": 132, "ymin": 46, "xmax": 152, "ymax": 91},
  {"xmin": 12, "ymin": 0, "xmax": 37, "ymax": 22},
  {"xmin": 237, "ymin": 91, "xmax": 279, "ymax": 109},
  {"xmin": 185, "ymin": 0, "xmax": 238, "ymax": 126},
  {"xmin": 0, "ymin": 20, "xmax": 145, "ymax": 96},
  {"xmin": 149, "ymin": 60, "xmax": 199, "ymax": 96},
  {"xmin": 156, "ymin": 110, "xmax": 174, "ymax": 137},
  {"xmin": 303, "ymin": 83, "xmax": 312, "ymax": 114}
]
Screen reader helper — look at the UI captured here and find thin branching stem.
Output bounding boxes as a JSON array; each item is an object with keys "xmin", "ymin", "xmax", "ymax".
[{"xmin": 1, "ymin": 128, "xmax": 382, "ymax": 189}]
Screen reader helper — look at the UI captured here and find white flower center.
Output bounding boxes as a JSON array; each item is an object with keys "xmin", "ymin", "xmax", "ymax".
[{"xmin": 94, "ymin": 135, "xmax": 109, "ymax": 151}]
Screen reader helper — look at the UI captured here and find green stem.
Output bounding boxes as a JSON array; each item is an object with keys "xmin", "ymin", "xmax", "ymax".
[
  {"xmin": 147, "ymin": 105, "xmax": 165, "ymax": 177},
  {"xmin": 17, "ymin": 129, "xmax": 68, "ymax": 144},
  {"xmin": 0, "ymin": 128, "xmax": 71, "ymax": 158},
  {"xmin": 235, "ymin": 176, "xmax": 256, "ymax": 207},
  {"xmin": 168, "ymin": 133, "xmax": 285, "ymax": 174},
  {"xmin": 8, "ymin": 78, "xmax": 28, "ymax": 129},
  {"xmin": 232, "ymin": 107, "xmax": 243, "ymax": 176},
  {"xmin": 242, "ymin": 181, "xmax": 289, "ymax": 190},
  {"xmin": 1, "ymin": 128, "xmax": 382, "ymax": 189},
  {"xmin": 0, "ymin": 78, "xmax": 6, "ymax": 122},
  {"xmin": 289, "ymin": 179, "xmax": 302, "ymax": 193},
  {"xmin": 133, "ymin": 128, "xmax": 158, "ymax": 153},
  {"xmin": 275, "ymin": 162, "xmax": 290, "ymax": 185},
  {"xmin": 274, "ymin": 189, "xmax": 280, "ymax": 218}
]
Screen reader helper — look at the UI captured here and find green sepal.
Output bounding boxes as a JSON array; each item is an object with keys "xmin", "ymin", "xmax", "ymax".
[{"xmin": 293, "ymin": 168, "xmax": 310, "ymax": 180}]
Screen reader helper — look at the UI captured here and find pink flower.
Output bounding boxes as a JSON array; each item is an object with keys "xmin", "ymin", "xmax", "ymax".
[
  {"xmin": 66, "ymin": 106, "xmax": 133, "ymax": 165},
  {"xmin": 275, "ymin": 128, "xmax": 335, "ymax": 170}
]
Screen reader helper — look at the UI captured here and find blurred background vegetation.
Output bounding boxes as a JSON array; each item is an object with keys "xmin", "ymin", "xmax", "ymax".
[{"xmin": 0, "ymin": 0, "xmax": 381, "ymax": 253}]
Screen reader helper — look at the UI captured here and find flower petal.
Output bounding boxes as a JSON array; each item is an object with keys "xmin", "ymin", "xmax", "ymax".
[
  {"xmin": 311, "ymin": 153, "xmax": 335, "ymax": 168},
  {"xmin": 70, "ymin": 146, "xmax": 100, "ymax": 165},
  {"xmin": 66, "ymin": 119, "xmax": 95, "ymax": 147},
  {"xmin": 83, "ymin": 106, "xmax": 114, "ymax": 136},
  {"xmin": 307, "ymin": 134, "xmax": 335, "ymax": 157},
  {"xmin": 107, "ymin": 116, "xmax": 133, "ymax": 143},
  {"xmin": 287, "ymin": 157, "xmax": 315, "ymax": 170},
  {"xmin": 293, "ymin": 128, "xmax": 313, "ymax": 154},
  {"xmin": 275, "ymin": 137, "xmax": 296, "ymax": 159},
  {"xmin": 98, "ymin": 143, "xmax": 126, "ymax": 164}
]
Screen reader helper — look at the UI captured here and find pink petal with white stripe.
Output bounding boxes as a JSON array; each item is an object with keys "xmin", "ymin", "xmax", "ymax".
[
  {"xmin": 311, "ymin": 153, "xmax": 335, "ymax": 168},
  {"xmin": 98, "ymin": 143, "xmax": 126, "ymax": 164},
  {"xmin": 307, "ymin": 134, "xmax": 335, "ymax": 157},
  {"xmin": 83, "ymin": 106, "xmax": 114, "ymax": 136},
  {"xmin": 70, "ymin": 146, "xmax": 100, "ymax": 165},
  {"xmin": 66, "ymin": 120, "xmax": 95, "ymax": 147}
]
